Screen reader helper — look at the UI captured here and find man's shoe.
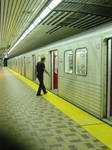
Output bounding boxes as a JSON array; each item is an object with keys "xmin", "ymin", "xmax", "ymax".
[
  {"xmin": 44, "ymin": 92, "xmax": 47, "ymax": 94},
  {"xmin": 36, "ymin": 94, "xmax": 42, "ymax": 96}
]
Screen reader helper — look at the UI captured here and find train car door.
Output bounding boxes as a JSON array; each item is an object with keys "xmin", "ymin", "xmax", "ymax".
[
  {"xmin": 21, "ymin": 57, "xmax": 23, "ymax": 75},
  {"xmin": 24, "ymin": 57, "xmax": 26, "ymax": 77},
  {"xmin": 35, "ymin": 55, "xmax": 41, "ymax": 83},
  {"xmin": 18, "ymin": 57, "xmax": 20, "ymax": 73},
  {"xmin": 32, "ymin": 55, "xmax": 36, "ymax": 81},
  {"xmin": 107, "ymin": 39, "xmax": 112, "ymax": 118},
  {"xmin": 15, "ymin": 59, "xmax": 17, "ymax": 72},
  {"xmin": 20, "ymin": 57, "xmax": 22, "ymax": 74},
  {"xmin": 21, "ymin": 56, "xmax": 25, "ymax": 76},
  {"xmin": 51, "ymin": 50, "xmax": 58, "ymax": 89}
]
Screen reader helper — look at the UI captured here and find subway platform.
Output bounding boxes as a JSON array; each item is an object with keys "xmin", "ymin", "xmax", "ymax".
[{"xmin": 0, "ymin": 67, "xmax": 112, "ymax": 150}]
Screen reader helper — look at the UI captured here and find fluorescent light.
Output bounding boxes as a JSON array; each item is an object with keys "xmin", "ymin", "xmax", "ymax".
[
  {"xmin": 8, "ymin": 47, "xmax": 14, "ymax": 54},
  {"xmin": 23, "ymin": 30, "xmax": 30, "ymax": 36},
  {"xmin": 16, "ymin": 38, "xmax": 22, "ymax": 44},
  {"xmin": 48, "ymin": 0, "xmax": 62, "ymax": 10},
  {"xmin": 39, "ymin": 7, "xmax": 51, "ymax": 19},
  {"xmin": 23, "ymin": 29, "xmax": 31, "ymax": 36},
  {"xmin": 13, "ymin": 43, "xmax": 18, "ymax": 47},
  {"xmin": 27, "ymin": 24, "xmax": 35, "ymax": 32},
  {"xmin": 33, "ymin": 17, "xmax": 41, "ymax": 26},
  {"xmin": 21, "ymin": 33, "xmax": 27, "ymax": 39}
]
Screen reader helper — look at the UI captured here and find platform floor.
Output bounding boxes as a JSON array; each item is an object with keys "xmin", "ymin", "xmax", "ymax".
[
  {"xmin": 50, "ymin": 89, "xmax": 58, "ymax": 95},
  {"xmin": 0, "ymin": 67, "xmax": 111, "ymax": 150}
]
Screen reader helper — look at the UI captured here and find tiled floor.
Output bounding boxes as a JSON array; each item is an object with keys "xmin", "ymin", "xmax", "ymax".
[{"xmin": 0, "ymin": 67, "xmax": 110, "ymax": 150}]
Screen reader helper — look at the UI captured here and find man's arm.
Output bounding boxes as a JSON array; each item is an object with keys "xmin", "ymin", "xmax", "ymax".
[{"xmin": 44, "ymin": 68, "xmax": 50, "ymax": 76}]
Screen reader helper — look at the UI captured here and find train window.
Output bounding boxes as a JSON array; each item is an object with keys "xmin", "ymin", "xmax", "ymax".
[
  {"xmin": 64, "ymin": 50, "xmax": 73, "ymax": 74},
  {"xmin": 55, "ymin": 55, "xmax": 58, "ymax": 74},
  {"xmin": 76, "ymin": 48, "xmax": 87, "ymax": 76}
]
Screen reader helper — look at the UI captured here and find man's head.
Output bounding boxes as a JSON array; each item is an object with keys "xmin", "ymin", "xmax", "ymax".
[{"xmin": 41, "ymin": 56, "xmax": 46, "ymax": 62}]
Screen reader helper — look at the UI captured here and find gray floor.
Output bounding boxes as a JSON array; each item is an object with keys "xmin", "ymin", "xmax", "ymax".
[{"xmin": 0, "ymin": 67, "xmax": 110, "ymax": 150}]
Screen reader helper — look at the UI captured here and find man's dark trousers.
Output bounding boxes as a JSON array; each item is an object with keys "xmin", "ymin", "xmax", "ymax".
[{"xmin": 37, "ymin": 76, "xmax": 46, "ymax": 95}]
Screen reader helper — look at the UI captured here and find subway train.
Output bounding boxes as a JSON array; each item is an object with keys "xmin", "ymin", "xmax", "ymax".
[{"xmin": 7, "ymin": 21, "xmax": 112, "ymax": 120}]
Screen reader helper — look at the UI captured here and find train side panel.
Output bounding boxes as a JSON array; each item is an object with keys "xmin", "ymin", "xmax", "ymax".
[{"xmin": 58, "ymin": 37, "xmax": 103, "ymax": 117}]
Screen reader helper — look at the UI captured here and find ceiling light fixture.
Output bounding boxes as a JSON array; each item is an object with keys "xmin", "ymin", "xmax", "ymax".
[
  {"xmin": 48, "ymin": 0, "xmax": 62, "ymax": 10},
  {"xmin": 33, "ymin": 17, "xmax": 41, "ymax": 26},
  {"xmin": 39, "ymin": 7, "xmax": 51, "ymax": 19}
]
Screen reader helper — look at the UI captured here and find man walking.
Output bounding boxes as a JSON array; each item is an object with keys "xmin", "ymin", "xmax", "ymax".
[{"xmin": 36, "ymin": 56, "xmax": 50, "ymax": 96}]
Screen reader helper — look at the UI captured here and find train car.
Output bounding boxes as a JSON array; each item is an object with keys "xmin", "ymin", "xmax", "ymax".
[{"xmin": 7, "ymin": 21, "xmax": 112, "ymax": 120}]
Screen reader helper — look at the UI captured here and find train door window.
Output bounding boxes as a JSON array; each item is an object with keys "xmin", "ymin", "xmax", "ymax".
[
  {"xmin": 51, "ymin": 50, "xmax": 58, "ymax": 89},
  {"xmin": 55, "ymin": 55, "xmax": 58, "ymax": 74},
  {"xmin": 107, "ymin": 39, "xmax": 112, "ymax": 118},
  {"xmin": 64, "ymin": 50, "xmax": 73, "ymax": 74},
  {"xmin": 76, "ymin": 48, "xmax": 87, "ymax": 76}
]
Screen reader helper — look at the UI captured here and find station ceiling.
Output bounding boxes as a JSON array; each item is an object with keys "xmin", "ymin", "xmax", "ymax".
[{"xmin": 0, "ymin": 0, "xmax": 112, "ymax": 58}]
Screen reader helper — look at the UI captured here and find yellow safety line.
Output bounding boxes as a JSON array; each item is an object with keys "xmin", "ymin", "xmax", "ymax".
[{"xmin": 7, "ymin": 68, "xmax": 112, "ymax": 149}]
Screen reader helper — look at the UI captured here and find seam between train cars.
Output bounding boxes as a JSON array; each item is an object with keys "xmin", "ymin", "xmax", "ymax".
[{"xmin": 7, "ymin": 67, "xmax": 112, "ymax": 149}]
